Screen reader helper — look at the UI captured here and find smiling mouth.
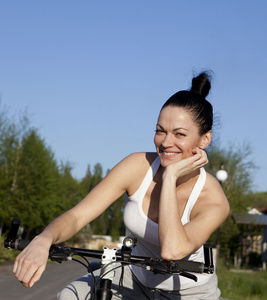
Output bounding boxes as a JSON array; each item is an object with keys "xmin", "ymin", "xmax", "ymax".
[
  {"xmin": 163, "ymin": 152, "xmax": 176, "ymax": 156},
  {"xmin": 160, "ymin": 150, "xmax": 181, "ymax": 158}
]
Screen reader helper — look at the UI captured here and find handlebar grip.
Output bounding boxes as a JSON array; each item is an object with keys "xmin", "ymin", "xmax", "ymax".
[
  {"xmin": 14, "ymin": 239, "xmax": 31, "ymax": 251},
  {"xmin": 6, "ymin": 218, "xmax": 21, "ymax": 242},
  {"xmin": 170, "ymin": 260, "xmax": 204, "ymax": 273}
]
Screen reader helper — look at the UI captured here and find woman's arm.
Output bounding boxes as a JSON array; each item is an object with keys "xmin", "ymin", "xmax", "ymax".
[
  {"xmin": 13, "ymin": 152, "xmax": 148, "ymax": 287},
  {"xmin": 158, "ymin": 149, "xmax": 230, "ymax": 260}
]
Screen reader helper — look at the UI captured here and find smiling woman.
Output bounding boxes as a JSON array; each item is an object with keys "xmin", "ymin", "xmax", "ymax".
[
  {"xmin": 154, "ymin": 106, "xmax": 211, "ymax": 167},
  {"xmin": 154, "ymin": 72, "xmax": 213, "ymax": 168},
  {"xmin": 13, "ymin": 71, "xmax": 229, "ymax": 300}
]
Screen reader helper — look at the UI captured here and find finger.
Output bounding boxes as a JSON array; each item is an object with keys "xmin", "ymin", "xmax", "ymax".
[
  {"xmin": 199, "ymin": 149, "xmax": 208, "ymax": 160},
  {"xmin": 191, "ymin": 151, "xmax": 208, "ymax": 168},
  {"xmin": 197, "ymin": 152, "xmax": 209, "ymax": 167},
  {"xmin": 14, "ymin": 255, "xmax": 26, "ymax": 279},
  {"xmin": 29, "ymin": 265, "xmax": 46, "ymax": 287},
  {"xmin": 13, "ymin": 243, "xmax": 34, "ymax": 280},
  {"xmin": 191, "ymin": 148, "xmax": 200, "ymax": 155},
  {"xmin": 190, "ymin": 149, "xmax": 202, "ymax": 162},
  {"xmin": 16, "ymin": 259, "xmax": 30, "ymax": 282},
  {"xmin": 13, "ymin": 249, "xmax": 29, "ymax": 276},
  {"xmin": 15, "ymin": 254, "xmax": 38, "ymax": 284},
  {"xmin": 19, "ymin": 259, "xmax": 42, "ymax": 285},
  {"xmin": 20, "ymin": 281, "xmax": 29, "ymax": 288},
  {"xmin": 13, "ymin": 257, "xmax": 18, "ymax": 274}
]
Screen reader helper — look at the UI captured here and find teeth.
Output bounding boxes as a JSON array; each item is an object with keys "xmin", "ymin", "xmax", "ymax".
[{"xmin": 163, "ymin": 152, "xmax": 175, "ymax": 156}]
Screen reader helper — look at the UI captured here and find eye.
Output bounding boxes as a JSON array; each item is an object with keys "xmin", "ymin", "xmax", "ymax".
[
  {"xmin": 155, "ymin": 129, "xmax": 165, "ymax": 135},
  {"xmin": 175, "ymin": 132, "xmax": 186, "ymax": 137}
]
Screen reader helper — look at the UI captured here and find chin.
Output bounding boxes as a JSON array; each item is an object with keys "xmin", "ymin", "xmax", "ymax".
[{"xmin": 159, "ymin": 156, "xmax": 181, "ymax": 168}]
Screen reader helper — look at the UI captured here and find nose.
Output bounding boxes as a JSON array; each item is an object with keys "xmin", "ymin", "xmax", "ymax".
[{"xmin": 161, "ymin": 132, "xmax": 174, "ymax": 148}]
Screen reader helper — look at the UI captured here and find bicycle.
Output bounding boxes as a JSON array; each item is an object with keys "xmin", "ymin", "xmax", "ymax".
[{"xmin": 4, "ymin": 218, "xmax": 215, "ymax": 300}]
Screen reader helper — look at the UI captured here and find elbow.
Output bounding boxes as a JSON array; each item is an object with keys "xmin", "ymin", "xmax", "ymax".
[
  {"xmin": 160, "ymin": 238, "xmax": 196, "ymax": 261},
  {"xmin": 160, "ymin": 247, "xmax": 186, "ymax": 261}
]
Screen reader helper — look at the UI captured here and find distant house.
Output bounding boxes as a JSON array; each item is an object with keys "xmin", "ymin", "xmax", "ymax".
[
  {"xmin": 259, "ymin": 206, "xmax": 267, "ymax": 214},
  {"xmin": 232, "ymin": 208, "xmax": 267, "ymax": 269}
]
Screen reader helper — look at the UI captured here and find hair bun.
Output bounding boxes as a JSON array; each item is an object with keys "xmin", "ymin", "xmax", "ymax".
[{"xmin": 190, "ymin": 72, "xmax": 211, "ymax": 99}]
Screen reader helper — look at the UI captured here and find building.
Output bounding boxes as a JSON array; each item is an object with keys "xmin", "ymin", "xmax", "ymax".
[{"xmin": 232, "ymin": 208, "xmax": 267, "ymax": 269}]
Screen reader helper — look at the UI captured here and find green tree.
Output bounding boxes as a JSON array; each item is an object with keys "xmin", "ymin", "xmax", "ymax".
[
  {"xmin": 206, "ymin": 142, "xmax": 256, "ymax": 262},
  {"xmin": 0, "ymin": 105, "xmax": 30, "ymax": 232},
  {"xmin": 92, "ymin": 163, "xmax": 103, "ymax": 187},
  {"xmin": 79, "ymin": 165, "xmax": 92, "ymax": 197},
  {"xmin": 59, "ymin": 161, "xmax": 80, "ymax": 212},
  {"xmin": 12, "ymin": 130, "xmax": 62, "ymax": 235},
  {"xmin": 108, "ymin": 195, "xmax": 126, "ymax": 238},
  {"xmin": 0, "ymin": 123, "xmax": 20, "ymax": 223},
  {"xmin": 246, "ymin": 192, "xmax": 267, "ymax": 209},
  {"xmin": 79, "ymin": 165, "xmax": 126, "ymax": 237},
  {"xmin": 88, "ymin": 163, "xmax": 109, "ymax": 235}
]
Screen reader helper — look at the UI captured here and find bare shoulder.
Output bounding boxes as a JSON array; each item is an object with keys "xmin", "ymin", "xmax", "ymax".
[
  {"xmin": 202, "ymin": 171, "xmax": 230, "ymax": 215},
  {"xmin": 122, "ymin": 152, "xmax": 158, "ymax": 168},
  {"xmin": 185, "ymin": 171, "xmax": 230, "ymax": 250},
  {"xmin": 205, "ymin": 172, "xmax": 228, "ymax": 198},
  {"xmin": 105, "ymin": 152, "xmax": 159, "ymax": 195},
  {"xmin": 191, "ymin": 171, "xmax": 230, "ymax": 222}
]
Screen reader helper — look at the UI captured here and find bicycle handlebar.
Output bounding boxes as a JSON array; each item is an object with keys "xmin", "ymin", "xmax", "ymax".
[
  {"xmin": 4, "ymin": 218, "xmax": 214, "ymax": 287},
  {"xmin": 46, "ymin": 244, "xmax": 208, "ymax": 276}
]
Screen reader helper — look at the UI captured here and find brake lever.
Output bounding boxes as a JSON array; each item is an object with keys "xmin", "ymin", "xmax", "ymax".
[
  {"xmin": 49, "ymin": 245, "xmax": 74, "ymax": 263},
  {"xmin": 142, "ymin": 258, "xmax": 198, "ymax": 282},
  {"xmin": 178, "ymin": 271, "xmax": 198, "ymax": 282}
]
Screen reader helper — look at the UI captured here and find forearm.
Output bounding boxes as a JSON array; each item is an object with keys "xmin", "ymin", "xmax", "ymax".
[
  {"xmin": 38, "ymin": 210, "xmax": 80, "ymax": 245},
  {"xmin": 158, "ymin": 173, "xmax": 192, "ymax": 260}
]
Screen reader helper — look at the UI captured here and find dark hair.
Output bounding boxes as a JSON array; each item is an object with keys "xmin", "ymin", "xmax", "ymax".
[{"xmin": 161, "ymin": 72, "xmax": 213, "ymax": 135}]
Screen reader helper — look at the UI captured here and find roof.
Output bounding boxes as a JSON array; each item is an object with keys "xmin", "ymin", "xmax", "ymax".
[
  {"xmin": 259, "ymin": 206, "xmax": 267, "ymax": 214},
  {"xmin": 232, "ymin": 213, "xmax": 267, "ymax": 226}
]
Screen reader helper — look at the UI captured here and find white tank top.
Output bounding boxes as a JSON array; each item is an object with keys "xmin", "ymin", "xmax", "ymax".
[{"xmin": 123, "ymin": 156, "xmax": 216, "ymax": 290}]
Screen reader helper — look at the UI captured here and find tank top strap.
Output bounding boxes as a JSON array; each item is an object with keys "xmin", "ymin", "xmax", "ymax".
[
  {"xmin": 129, "ymin": 156, "xmax": 161, "ymax": 200},
  {"xmin": 181, "ymin": 168, "xmax": 207, "ymax": 224},
  {"xmin": 139, "ymin": 156, "xmax": 161, "ymax": 196},
  {"xmin": 149, "ymin": 156, "xmax": 161, "ymax": 179}
]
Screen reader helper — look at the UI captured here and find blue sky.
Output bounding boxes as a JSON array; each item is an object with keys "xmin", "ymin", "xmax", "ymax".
[{"xmin": 1, "ymin": 1, "xmax": 266, "ymax": 192}]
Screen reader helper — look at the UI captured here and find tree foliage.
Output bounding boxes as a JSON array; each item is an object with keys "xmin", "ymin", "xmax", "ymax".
[
  {"xmin": 0, "ymin": 105, "xmax": 31, "ymax": 227},
  {"xmin": 207, "ymin": 142, "xmax": 256, "ymax": 212},
  {"xmin": 0, "ymin": 107, "xmax": 76, "ymax": 236},
  {"xmin": 8, "ymin": 130, "xmax": 64, "ymax": 233},
  {"xmin": 246, "ymin": 192, "xmax": 267, "ymax": 209},
  {"xmin": 206, "ymin": 142, "xmax": 257, "ymax": 261},
  {"xmin": 59, "ymin": 161, "xmax": 81, "ymax": 212},
  {"xmin": 0, "ymin": 120, "xmax": 125, "ymax": 237}
]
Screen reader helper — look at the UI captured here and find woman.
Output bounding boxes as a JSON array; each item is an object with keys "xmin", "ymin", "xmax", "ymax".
[{"xmin": 13, "ymin": 72, "xmax": 230, "ymax": 299}]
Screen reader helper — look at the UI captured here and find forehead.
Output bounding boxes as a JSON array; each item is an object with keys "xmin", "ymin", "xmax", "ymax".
[{"xmin": 157, "ymin": 106, "xmax": 197, "ymax": 129}]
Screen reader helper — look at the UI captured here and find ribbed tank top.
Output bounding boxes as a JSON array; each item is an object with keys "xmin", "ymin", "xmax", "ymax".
[{"xmin": 124, "ymin": 156, "xmax": 216, "ymax": 290}]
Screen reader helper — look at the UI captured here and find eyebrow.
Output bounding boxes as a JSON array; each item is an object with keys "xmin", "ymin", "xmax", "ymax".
[{"xmin": 156, "ymin": 124, "xmax": 189, "ymax": 132}]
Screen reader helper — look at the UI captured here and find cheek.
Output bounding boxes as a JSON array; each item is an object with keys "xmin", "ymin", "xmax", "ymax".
[
  {"xmin": 154, "ymin": 135, "xmax": 160, "ymax": 147},
  {"xmin": 181, "ymin": 142, "xmax": 196, "ymax": 156}
]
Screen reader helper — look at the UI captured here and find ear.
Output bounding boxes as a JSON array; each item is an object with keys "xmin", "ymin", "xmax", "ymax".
[{"xmin": 199, "ymin": 130, "xmax": 212, "ymax": 149}]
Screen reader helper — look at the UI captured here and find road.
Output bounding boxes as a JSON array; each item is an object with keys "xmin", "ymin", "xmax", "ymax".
[
  {"xmin": 0, "ymin": 261, "xmax": 87, "ymax": 300},
  {"xmin": 0, "ymin": 261, "xmax": 231, "ymax": 300}
]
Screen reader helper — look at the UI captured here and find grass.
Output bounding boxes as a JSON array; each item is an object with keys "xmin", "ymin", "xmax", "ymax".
[{"xmin": 217, "ymin": 264, "xmax": 267, "ymax": 300}]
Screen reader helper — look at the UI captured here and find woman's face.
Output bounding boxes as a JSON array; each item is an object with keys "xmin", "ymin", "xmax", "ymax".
[{"xmin": 154, "ymin": 106, "xmax": 207, "ymax": 167}]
